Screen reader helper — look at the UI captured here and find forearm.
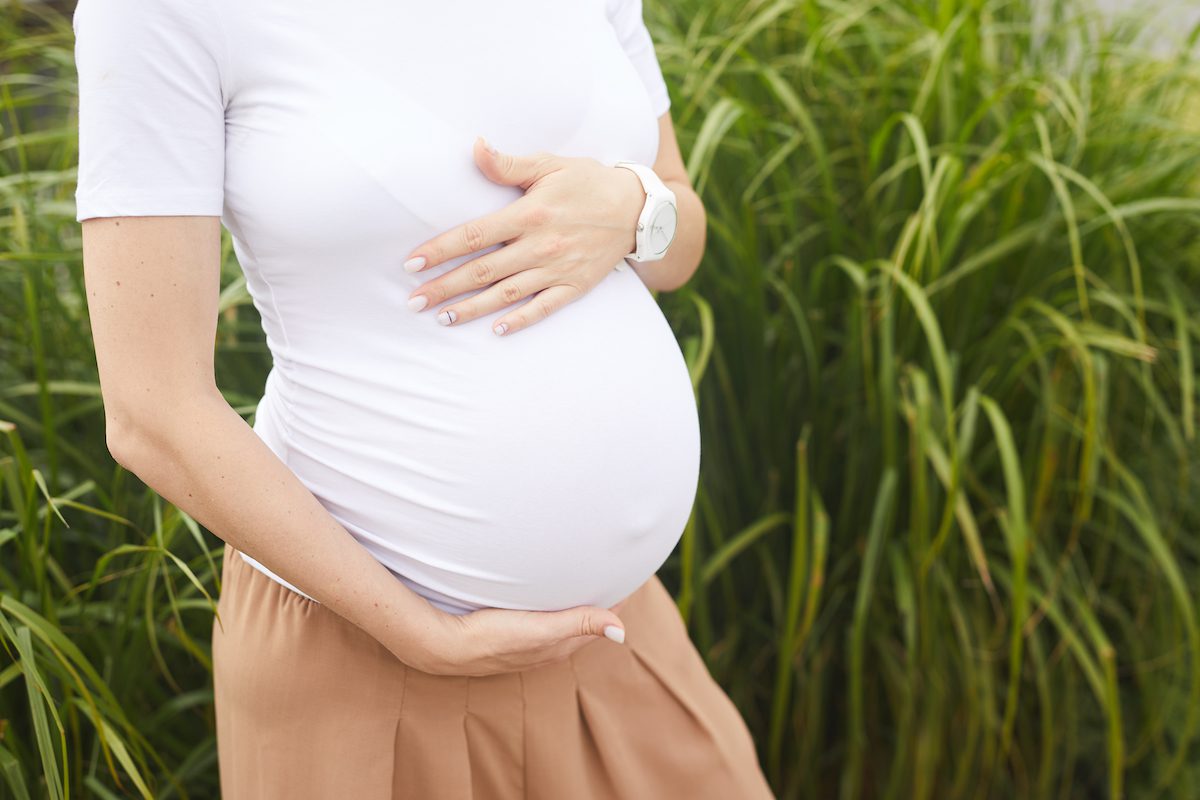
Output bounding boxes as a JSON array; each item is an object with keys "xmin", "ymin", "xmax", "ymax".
[
  {"xmin": 107, "ymin": 389, "xmax": 441, "ymax": 663},
  {"xmin": 619, "ymin": 172, "xmax": 707, "ymax": 293}
]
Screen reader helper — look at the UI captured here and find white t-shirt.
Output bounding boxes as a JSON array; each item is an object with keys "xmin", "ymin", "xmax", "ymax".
[{"xmin": 74, "ymin": 0, "xmax": 700, "ymax": 615}]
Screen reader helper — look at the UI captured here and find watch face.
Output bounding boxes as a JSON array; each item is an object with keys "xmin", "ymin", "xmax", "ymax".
[{"xmin": 648, "ymin": 203, "xmax": 678, "ymax": 255}]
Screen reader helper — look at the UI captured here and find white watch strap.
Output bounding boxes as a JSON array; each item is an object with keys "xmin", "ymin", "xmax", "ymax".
[{"xmin": 613, "ymin": 161, "xmax": 671, "ymax": 265}]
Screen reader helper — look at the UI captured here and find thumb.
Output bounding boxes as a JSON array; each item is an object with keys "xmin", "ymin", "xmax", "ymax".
[
  {"xmin": 474, "ymin": 135, "xmax": 547, "ymax": 190},
  {"xmin": 560, "ymin": 606, "xmax": 626, "ymax": 645}
]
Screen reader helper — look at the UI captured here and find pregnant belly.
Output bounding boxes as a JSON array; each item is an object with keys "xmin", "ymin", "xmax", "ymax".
[{"xmin": 253, "ymin": 267, "xmax": 701, "ymax": 615}]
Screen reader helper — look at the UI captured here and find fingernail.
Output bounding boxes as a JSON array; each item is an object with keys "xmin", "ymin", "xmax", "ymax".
[
  {"xmin": 437, "ymin": 309, "xmax": 458, "ymax": 326},
  {"xmin": 603, "ymin": 625, "xmax": 625, "ymax": 644},
  {"xmin": 408, "ymin": 295, "xmax": 428, "ymax": 312},
  {"xmin": 481, "ymin": 136, "xmax": 498, "ymax": 155},
  {"xmin": 404, "ymin": 256, "xmax": 426, "ymax": 272},
  {"xmin": 493, "ymin": 322, "xmax": 508, "ymax": 336}
]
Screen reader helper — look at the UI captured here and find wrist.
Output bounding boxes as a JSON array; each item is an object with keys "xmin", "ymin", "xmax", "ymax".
[
  {"xmin": 612, "ymin": 161, "xmax": 678, "ymax": 266},
  {"xmin": 380, "ymin": 594, "xmax": 456, "ymax": 673},
  {"xmin": 614, "ymin": 165, "xmax": 647, "ymax": 256}
]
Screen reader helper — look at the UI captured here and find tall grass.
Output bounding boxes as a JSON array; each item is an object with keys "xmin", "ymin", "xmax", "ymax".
[
  {"xmin": 652, "ymin": 0, "xmax": 1200, "ymax": 797},
  {"xmin": 1, "ymin": 0, "xmax": 1199, "ymax": 797}
]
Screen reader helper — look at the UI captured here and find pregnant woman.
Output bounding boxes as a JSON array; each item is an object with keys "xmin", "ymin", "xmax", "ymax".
[{"xmin": 74, "ymin": 0, "xmax": 774, "ymax": 797}]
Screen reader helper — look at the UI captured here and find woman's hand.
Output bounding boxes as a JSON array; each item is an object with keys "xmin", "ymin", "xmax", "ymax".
[
  {"xmin": 395, "ymin": 594, "xmax": 633, "ymax": 678},
  {"xmin": 402, "ymin": 135, "xmax": 645, "ymax": 337}
]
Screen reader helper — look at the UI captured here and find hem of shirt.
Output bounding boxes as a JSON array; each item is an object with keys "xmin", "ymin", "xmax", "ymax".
[
  {"xmin": 238, "ymin": 550, "xmax": 321, "ymax": 604},
  {"xmin": 237, "ymin": 549, "xmax": 483, "ymax": 617},
  {"xmin": 74, "ymin": 189, "xmax": 224, "ymax": 223},
  {"xmin": 649, "ymin": 91, "xmax": 671, "ymax": 119}
]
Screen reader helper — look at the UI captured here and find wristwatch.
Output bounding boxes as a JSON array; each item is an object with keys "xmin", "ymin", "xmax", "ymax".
[{"xmin": 613, "ymin": 160, "xmax": 678, "ymax": 269}]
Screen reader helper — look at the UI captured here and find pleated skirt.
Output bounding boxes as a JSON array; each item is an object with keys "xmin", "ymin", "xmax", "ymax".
[{"xmin": 210, "ymin": 543, "xmax": 775, "ymax": 799}]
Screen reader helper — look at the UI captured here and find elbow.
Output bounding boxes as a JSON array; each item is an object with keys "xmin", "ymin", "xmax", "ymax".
[
  {"xmin": 671, "ymin": 202, "xmax": 706, "ymax": 291},
  {"xmin": 105, "ymin": 409, "xmax": 147, "ymax": 470},
  {"xmin": 663, "ymin": 253, "xmax": 702, "ymax": 293},
  {"xmin": 674, "ymin": 259, "xmax": 702, "ymax": 292},
  {"xmin": 102, "ymin": 385, "xmax": 223, "ymax": 468},
  {"xmin": 103, "ymin": 402, "xmax": 174, "ymax": 471}
]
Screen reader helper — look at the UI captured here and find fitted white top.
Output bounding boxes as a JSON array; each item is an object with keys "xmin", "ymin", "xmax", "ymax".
[{"xmin": 74, "ymin": 0, "xmax": 701, "ymax": 615}]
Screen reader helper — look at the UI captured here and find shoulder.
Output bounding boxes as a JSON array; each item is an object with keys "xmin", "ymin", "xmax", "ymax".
[
  {"xmin": 72, "ymin": 0, "xmax": 230, "ymax": 62},
  {"xmin": 603, "ymin": 0, "xmax": 657, "ymax": 48},
  {"xmin": 73, "ymin": 0, "xmax": 225, "ymax": 33},
  {"xmin": 73, "ymin": 0, "xmax": 234, "ymax": 105},
  {"xmin": 605, "ymin": 0, "xmax": 647, "ymax": 23}
]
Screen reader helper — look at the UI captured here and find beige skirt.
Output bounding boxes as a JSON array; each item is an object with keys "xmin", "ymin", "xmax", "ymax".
[{"xmin": 211, "ymin": 542, "xmax": 775, "ymax": 799}]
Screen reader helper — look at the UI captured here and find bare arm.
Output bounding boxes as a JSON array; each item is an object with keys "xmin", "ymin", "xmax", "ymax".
[{"xmin": 84, "ymin": 214, "xmax": 445, "ymax": 667}]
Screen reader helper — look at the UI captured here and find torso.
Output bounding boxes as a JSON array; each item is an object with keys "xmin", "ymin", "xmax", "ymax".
[{"xmin": 220, "ymin": 0, "xmax": 700, "ymax": 614}]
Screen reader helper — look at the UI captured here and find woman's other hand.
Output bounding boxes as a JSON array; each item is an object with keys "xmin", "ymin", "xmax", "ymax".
[
  {"xmin": 397, "ymin": 597, "xmax": 631, "ymax": 678},
  {"xmin": 402, "ymin": 136, "xmax": 646, "ymax": 337}
]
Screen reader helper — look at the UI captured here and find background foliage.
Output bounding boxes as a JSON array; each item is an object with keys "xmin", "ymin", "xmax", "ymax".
[{"xmin": 2, "ymin": 0, "xmax": 1199, "ymax": 797}]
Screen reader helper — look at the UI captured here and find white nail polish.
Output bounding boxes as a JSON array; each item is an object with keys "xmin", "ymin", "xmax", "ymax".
[
  {"xmin": 437, "ymin": 309, "xmax": 457, "ymax": 326},
  {"xmin": 604, "ymin": 625, "xmax": 625, "ymax": 644},
  {"xmin": 404, "ymin": 256, "xmax": 426, "ymax": 272},
  {"xmin": 407, "ymin": 296, "xmax": 427, "ymax": 312},
  {"xmin": 493, "ymin": 322, "xmax": 508, "ymax": 336}
]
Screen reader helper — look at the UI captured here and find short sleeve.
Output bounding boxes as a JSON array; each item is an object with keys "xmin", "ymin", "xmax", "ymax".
[
  {"xmin": 72, "ymin": 0, "xmax": 228, "ymax": 223},
  {"xmin": 605, "ymin": 0, "xmax": 672, "ymax": 118}
]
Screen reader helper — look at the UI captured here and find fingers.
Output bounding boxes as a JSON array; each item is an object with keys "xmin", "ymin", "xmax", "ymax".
[
  {"xmin": 418, "ymin": 603, "xmax": 627, "ymax": 678},
  {"xmin": 497, "ymin": 606, "xmax": 625, "ymax": 670},
  {"xmin": 557, "ymin": 605, "xmax": 625, "ymax": 644},
  {"xmin": 491, "ymin": 283, "xmax": 585, "ymax": 336},
  {"xmin": 402, "ymin": 198, "xmax": 537, "ymax": 277},
  {"xmin": 406, "ymin": 223, "xmax": 610, "ymax": 333},
  {"xmin": 433, "ymin": 265, "xmax": 555, "ymax": 329},
  {"xmin": 407, "ymin": 228, "xmax": 584, "ymax": 329},
  {"xmin": 406, "ymin": 242, "xmax": 530, "ymax": 316}
]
